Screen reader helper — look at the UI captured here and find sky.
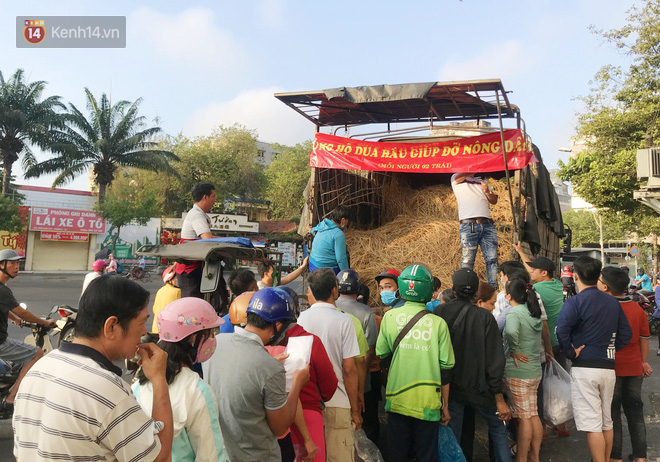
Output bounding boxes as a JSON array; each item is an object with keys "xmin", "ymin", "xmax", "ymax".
[{"xmin": 1, "ymin": 0, "xmax": 640, "ymax": 191}]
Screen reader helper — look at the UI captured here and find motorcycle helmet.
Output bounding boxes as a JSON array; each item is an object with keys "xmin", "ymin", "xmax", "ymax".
[
  {"xmin": 158, "ymin": 298, "xmax": 223, "ymax": 342},
  {"xmin": 92, "ymin": 259, "xmax": 107, "ymax": 272},
  {"xmin": 563, "ymin": 265, "xmax": 570, "ymax": 272},
  {"xmin": 229, "ymin": 291, "xmax": 256, "ymax": 326},
  {"xmin": 246, "ymin": 287, "xmax": 296, "ymax": 322},
  {"xmin": 246, "ymin": 288, "xmax": 296, "ymax": 346},
  {"xmin": 398, "ymin": 264, "xmax": 434, "ymax": 303},
  {"xmin": 276, "ymin": 286, "xmax": 300, "ymax": 313},
  {"xmin": 0, "ymin": 249, "xmax": 24, "ymax": 262},
  {"xmin": 337, "ymin": 269, "xmax": 360, "ymax": 295}
]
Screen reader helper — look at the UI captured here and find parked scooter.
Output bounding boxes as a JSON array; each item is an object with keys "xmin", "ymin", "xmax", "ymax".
[
  {"xmin": 55, "ymin": 304, "xmax": 78, "ymax": 346},
  {"xmin": 1, "ymin": 303, "xmax": 59, "ymax": 418},
  {"xmin": 22, "ymin": 304, "xmax": 77, "ymax": 352}
]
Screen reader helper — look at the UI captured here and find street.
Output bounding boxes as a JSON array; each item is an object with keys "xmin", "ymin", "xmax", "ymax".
[{"xmin": 1, "ymin": 273, "xmax": 660, "ymax": 461}]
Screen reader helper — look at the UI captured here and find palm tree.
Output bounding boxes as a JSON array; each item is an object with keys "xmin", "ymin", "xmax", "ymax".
[
  {"xmin": 25, "ymin": 88, "xmax": 179, "ymax": 202},
  {"xmin": 0, "ymin": 69, "xmax": 66, "ymax": 194}
]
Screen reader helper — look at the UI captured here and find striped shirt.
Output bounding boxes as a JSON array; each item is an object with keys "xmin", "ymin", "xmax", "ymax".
[{"xmin": 13, "ymin": 342, "xmax": 163, "ymax": 462}]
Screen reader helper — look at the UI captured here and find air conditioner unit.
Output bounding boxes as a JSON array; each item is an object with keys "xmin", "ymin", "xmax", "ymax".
[{"xmin": 637, "ymin": 147, "xmax": 660, "ymax": 188}]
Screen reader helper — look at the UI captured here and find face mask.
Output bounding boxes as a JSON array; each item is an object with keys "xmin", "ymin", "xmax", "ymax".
[
  {"xmin": 381, "ymin": 290, "xmax": 397, "ymax": 306},
  {"xmin": 196, "ymin": 336, "xmax": 217, "ymax": 363}
]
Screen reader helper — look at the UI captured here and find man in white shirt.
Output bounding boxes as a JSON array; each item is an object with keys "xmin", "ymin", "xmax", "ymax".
[
  {"xmin": 176, "ymin": 182, "xmax": 215, "ymax": 298},
  {"xmin": 81, "ymin": 259, "xmax": 107, "ymax": 297},
  {"xmin": 451, "ymin": 173, "xmax": 499, "ymax": 288},
  {"xmin": 297, "ymin": 267, "xmax": 361, "ymax": 462}
]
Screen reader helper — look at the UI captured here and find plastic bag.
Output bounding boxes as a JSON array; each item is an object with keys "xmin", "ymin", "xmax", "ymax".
[
  {"xmin": 543, "ymin": 357, "xmax": 573, "ymax": 426},
  {"xmin": 438, "ymin": 424, "xmax": 466, "ymax": 462},
  {"xmin": 354, "ymin": 428, "xmax": 385, "ymax": 462}
]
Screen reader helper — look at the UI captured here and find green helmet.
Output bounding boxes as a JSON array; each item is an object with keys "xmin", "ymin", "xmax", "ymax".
[{"xmin": 398, "ymin": 264, "xmax": 434, "ymax": 302}]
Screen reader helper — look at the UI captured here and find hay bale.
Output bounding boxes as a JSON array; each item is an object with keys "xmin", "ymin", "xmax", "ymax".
[{"xmin": 346, "ymin": 180, "xmax": 514, "ymax": 303}]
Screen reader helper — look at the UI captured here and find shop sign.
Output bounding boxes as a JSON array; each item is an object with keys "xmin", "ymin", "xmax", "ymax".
[
  {"xmin": 0, "ymin": 206, "xmax": 29, "ymax": 257},
  {"xmin": 40, "ymin": 231, "xmax": 89, "ymax": 242},
  {"xmin": 174, "ymin": 213, "xmax": 259, "ymax": 233},
  {"xmin": 30, "ymin": 207, "xmax": 106, "ymax": 233}
]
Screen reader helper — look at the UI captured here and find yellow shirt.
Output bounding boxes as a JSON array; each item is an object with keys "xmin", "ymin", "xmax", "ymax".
[
  {"xmin": 151, "ymin": 284, "xmax": 181, "ymax": 332},
  {"xmin": 336, "ymin": 309, "xmax": 368, "ymax": 358}
]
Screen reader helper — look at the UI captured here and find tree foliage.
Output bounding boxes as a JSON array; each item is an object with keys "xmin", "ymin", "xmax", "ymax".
[
  {"xmin": 562, "ymin": 209, "xmax": 632, "ymax": 246},
  {"xmin": 0, "ymin": 69, "xmax": 66, "ymax": 194},
  {"xmin": 0, "ymin": 194, "xmax": 25, "ymax": 233},
  {"xmin": 121, "ymin": 125, "xmax": 267, "ymax": 216},
  {"xmin": 558, "ymin": 0, "xmax": 660, "ymax": 235},
  {"xmin": 95, "ymin": 183, "xmax": 158, "ymax": 251},
  {"xmin": 24, "ymin": 89, "xmax": 178, "ymax": 202},
  {"xmin": 266, "ymin": 140, "xmax": 312, "ymax": 220}
]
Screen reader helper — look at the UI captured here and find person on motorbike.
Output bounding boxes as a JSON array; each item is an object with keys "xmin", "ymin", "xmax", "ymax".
[
  {"xmin": 0, "ymin": 249, "xmax": 56, "ymax": 409},
  {"xmin": 635, "ymin": 268, "xmax": 653, "ymax": 293},
  {"xmin": 106, "ymin": 253, "xmax": 118, "ymax": 274},
  {"xmin": 133, "ymin": 297, "xmax": 229, "ymax": 461},
  {"xmin": 560, "ymin": 265, "xmax": 576, "ymax": 298},
  {"xmin": 81, "ymin": 259, "xmax": 107, "ymax": 297}
]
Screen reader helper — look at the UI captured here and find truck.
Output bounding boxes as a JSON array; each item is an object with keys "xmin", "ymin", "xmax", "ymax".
[{"xmin": 275, "ymin": 79, "xmax": 565, "ymax": 295}]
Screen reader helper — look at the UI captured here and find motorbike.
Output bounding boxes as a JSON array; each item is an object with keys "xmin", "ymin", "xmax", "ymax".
[
  {"xmin": 126, "ymin": 265, "xmax": 151, "ymax": 283},
  {"xmin": 1, "ymin": 303, "xmax": 62, "ymax": 419},
  {"xmin": 0, "ymin": 359, "xmax": 23, "ymax": 419},
  {"xmin": 627, "ymin": 288, "xmax": 660, "ymax": 335},
  {"xmin": 55, "ymin": 304, "xmax": 78, "ymax": 346}
]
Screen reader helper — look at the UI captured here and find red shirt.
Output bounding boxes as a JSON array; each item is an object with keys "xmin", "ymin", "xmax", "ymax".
[
  {"xmin": 285, "ymin": 324, "xmax": 338, "ymax": 412},
  {"xmin": 615, "ymin": 299, "xmax": 650, "ymax": 376}
]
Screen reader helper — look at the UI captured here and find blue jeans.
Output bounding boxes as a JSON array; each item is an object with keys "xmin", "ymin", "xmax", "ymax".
[
  {"xmin": 459, "ymin": 222, "xmax": 499, "ymax": 287},
  {"xmin": 449, "ymin": 399, "xmax": 512, "ymax": 462}
]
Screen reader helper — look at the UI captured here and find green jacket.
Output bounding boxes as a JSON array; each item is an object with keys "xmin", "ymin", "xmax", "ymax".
[
  {"xmin": 533, "ymin": 279, "xmax": 564, "ymax": 346},
  {"xmin": 376, "ymin": 301, "xmax": 455, "ymax": 421},
  {"xmin": 503, "ymin": 304, "xmax": 543, "ymax": 379}
]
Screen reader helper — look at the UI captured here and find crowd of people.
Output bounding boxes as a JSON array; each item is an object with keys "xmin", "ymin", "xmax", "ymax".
[{"xmin": 0, "ymin": 180, "xmax": 656, "ymax": 462}]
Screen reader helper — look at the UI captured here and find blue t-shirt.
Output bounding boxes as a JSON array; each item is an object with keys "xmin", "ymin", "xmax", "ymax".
[
  {"xmin": 219, "ymin": 314, "xmax": 234, "ymax": 334},
  {"xmin": 635, "ymin": 274, "xmax": 652, "ymax": 291}
]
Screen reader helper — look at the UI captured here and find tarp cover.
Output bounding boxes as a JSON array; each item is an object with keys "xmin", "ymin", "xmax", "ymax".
[
  {"xmin": 310, "ymin": 130, "xmax": 536, "ymax": 174},
  {"xmin": 324, "ymin": 83, "xmax": 436, "ymax": 104}
]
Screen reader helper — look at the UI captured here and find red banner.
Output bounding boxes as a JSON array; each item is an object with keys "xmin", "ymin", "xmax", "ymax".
[
  {"xmin": 40, "ymin": 231, "xmax": 89, "ymax": 242},
  {"xmin": 30, "ymin": 207, "xmax": 106, "ymax": 233},
  {"xmin": 310, "ymin": 129, "xmax": 536, "ymax": 173}
]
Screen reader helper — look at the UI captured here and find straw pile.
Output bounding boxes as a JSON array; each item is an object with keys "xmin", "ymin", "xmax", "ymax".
[{"xmin": 345, "ymin": 180, "xmax": 515, "ymax": 302}]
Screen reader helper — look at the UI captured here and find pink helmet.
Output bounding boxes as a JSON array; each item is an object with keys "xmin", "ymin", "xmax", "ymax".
[
  {"xmin": 92, "ymin": 259, "xmax": 107, "ymax": 272},
  {"xmin": 162, "ymin": 265, "xmax": 176, "ymax": 284},
  {"xmin": 157, "ymin": 298, "xmax": 224, "ymax": 342}
]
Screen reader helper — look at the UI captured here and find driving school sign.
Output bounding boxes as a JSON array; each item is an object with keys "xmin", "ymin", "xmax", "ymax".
[
  {"xmin": 29, "ymin": 207, "xmax": 106, "ymax": 233},
  {"xmin": 310, "ymin": 129, "xmax": 537, "ymax": 173}
]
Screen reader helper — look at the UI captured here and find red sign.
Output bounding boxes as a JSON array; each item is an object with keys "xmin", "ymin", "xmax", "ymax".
[
  {"xmin": 310, "ymin": 129, "xmax": 536, "ymax": 173},
  {"xmin": 40, "ymin": 231, "xmax": 89, "ymax": 242},
  {"xmin": 30, "ymin": 207, "xmax": 106, "ymax": 233}
]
